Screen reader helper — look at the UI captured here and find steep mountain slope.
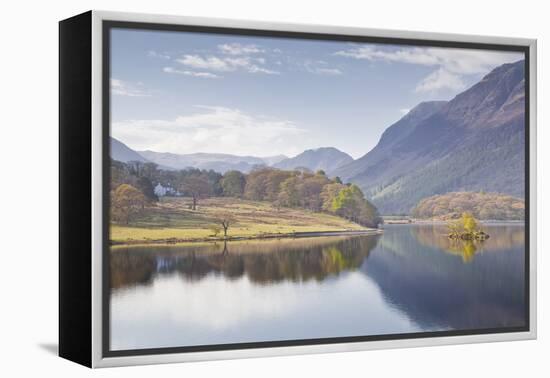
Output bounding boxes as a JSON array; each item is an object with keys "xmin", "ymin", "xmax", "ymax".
[
  {"xmin": 334, "ymin": 60, "xmax": 526, "ymax": 214},
  {"xmin": 275, "ymin": 147, "xmax": 353, "ymax": 174},
  {"xmin": 335, "ymin": 101, "xmax": 447, "ymax": 182},
  {"xmin": 111, "ymin": 137, "xmax": 148, "ymax": 163}
]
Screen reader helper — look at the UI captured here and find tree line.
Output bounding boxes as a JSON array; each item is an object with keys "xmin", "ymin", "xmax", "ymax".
[
  {"xmin": 412, "ymin": 191, "xmax": 525, "ymax": 221},
  {"xmin": 111, "ymin": 160, "xmax": 382, "ymax": 228}
]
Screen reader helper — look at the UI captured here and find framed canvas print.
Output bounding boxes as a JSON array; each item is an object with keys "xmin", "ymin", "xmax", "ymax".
[{"xmin": 59, "ymin": 10, "xmax": 537, "ymax": 368}]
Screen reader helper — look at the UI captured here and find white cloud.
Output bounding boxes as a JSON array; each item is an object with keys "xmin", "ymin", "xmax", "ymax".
[
  {"xmin": 218, "ymin": 43, "xmax": 264, "ymax": 55},
  {"xmin": 399, "ymin": 108, "xmax": 411, "ymax": 115},
  {"xmin": 111, "ymin": 275, "xmax": 299, "ymax": 334},
  {"xmin": 177, "ymin": 55, "xmax": 232, "ymax": 71},
  {"xmin": 314, "ymin": 67, "xmax": 343, "ymax": 76},
  {"xmin": 336, "ymin": 46, "xmax": 439, "ymax": 65},
  {"xmin": 334, "ymin": 45, "xmax": 522, "ymax": 93},
  {"xmin": 304, "ymin": 60, "xmax": 343, "ymax": 76},
  {"xmin": 161, "ymin": 43, "xmax": 283, "ymax": 79},
  {"xmin": 112, "ymin": 106, "xmax": 306, "ymax": 157},
  {"xmin": 243, "ymin": 64, "xmax": 279, "ymax": 75},
  {"xmin": 110, "ymin": 78, "xmax": 151, "ymax": 97},
  {"xmin": 110, "ymin": 271, "xmax": 420, "ymax": 349},
  {"xmin": 176, "ymin": 54, "xmax": 279, "ymax": 75},
  {"xmin": 147, "ymin": 50, "xmax": 171, "ymax": 59},
  {"xmin": 415, "ymin": 68, "xmax": 465, "ymax": 93},
  {"xmin": 163, "ymin": 67, "xmax": 221, "ymax": 79}
]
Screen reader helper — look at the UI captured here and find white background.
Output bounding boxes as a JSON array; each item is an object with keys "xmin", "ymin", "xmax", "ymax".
[{"xmin": 0, "ymin": 0, "xmax": 546, "ymax": 376}]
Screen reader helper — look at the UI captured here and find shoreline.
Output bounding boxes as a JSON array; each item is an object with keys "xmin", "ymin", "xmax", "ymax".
[
  {"xmin": 110, "ymin": 228, "xmax": 383, "ymax": 247},
  {"xmin": 382, "ymin": 219, "xmax": 525, "ymax": 225}
]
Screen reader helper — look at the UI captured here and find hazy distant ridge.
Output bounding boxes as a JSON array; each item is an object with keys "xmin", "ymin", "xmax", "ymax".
[{"xmin": 111, "ymin": 137, "xmax": 149, "ymax": 163}]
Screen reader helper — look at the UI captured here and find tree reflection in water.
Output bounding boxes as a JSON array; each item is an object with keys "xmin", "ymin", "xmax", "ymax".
[
  {"xmin": 110, "ymin": 235, "xmax": 380, "ymax": 291},
  {"xmin": 411, "ymin": 223, "xmax": 525, "ymax": 263}
]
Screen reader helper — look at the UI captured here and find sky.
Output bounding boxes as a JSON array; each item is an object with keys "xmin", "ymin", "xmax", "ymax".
[{"xmin": 110, "ymin": 28, "xmax": 524, "ymax": 159}]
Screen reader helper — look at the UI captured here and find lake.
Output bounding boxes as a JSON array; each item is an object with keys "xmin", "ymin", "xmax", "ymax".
[{"xmin": 109, "ymin": 223, "xmax": 526, "ymax": 351}]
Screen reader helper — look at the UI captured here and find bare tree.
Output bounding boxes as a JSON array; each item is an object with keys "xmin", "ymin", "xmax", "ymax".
[
  {"xmin": 214, "ymin": 212, "xmax": 236, "ymax": 238},
  {"xmin": 180, "ymin": 175, "xmax": 210, "ymax": 210}
]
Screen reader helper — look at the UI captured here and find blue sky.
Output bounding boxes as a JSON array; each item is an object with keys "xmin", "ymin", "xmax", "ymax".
[{"xmin": 110, "ymin": 28, "xmax": 523, "ymax": 159}]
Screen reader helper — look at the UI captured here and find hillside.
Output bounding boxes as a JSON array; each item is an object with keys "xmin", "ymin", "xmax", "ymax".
[
  {"xmin": 111, "ymin": 137, "xmax": 148, "ymax": 163},
  {"xmin": 411, "ymin": 191, "xmax": 525, "ymax": 220},
  {"xmin": 334, "ymin": 60, "xmax": 526, "ymax": 214},
  {"xmin": 275, "ymin": 147, "xmax": 353, "ymax": 174},
  {"xmin": 110, "ymin": 197, "xmax": 374, "ymax": 244}
]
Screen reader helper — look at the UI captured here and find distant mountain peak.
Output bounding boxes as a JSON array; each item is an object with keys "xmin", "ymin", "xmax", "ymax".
[
  {"xmin": 274, "ymin": 147, "xmax": 353, "ymax": 174},
  {"xmin": 260, "ymin": 154, "xmax": 288, "ymax": 166}
]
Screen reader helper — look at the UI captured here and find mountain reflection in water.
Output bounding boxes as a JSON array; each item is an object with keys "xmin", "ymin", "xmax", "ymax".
[{"xmin": 109, "ymin": 224, "xmax": 526, "ymax": 350}]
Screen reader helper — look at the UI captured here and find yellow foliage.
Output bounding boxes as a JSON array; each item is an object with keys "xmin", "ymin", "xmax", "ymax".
[{"xmin": 412, "ymin": 191, "xmax": 524, "ymax": 220}]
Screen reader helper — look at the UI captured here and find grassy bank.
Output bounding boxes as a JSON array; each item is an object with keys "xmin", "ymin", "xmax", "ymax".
[{"xmin": 111, "ymin": 197, "xmax": 375, "ymax": 244}]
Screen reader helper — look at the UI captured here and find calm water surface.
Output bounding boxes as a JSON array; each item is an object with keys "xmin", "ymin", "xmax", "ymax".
[{"xmin": 110, "ymin": 224, "xmax": 526, "ymax": 350}]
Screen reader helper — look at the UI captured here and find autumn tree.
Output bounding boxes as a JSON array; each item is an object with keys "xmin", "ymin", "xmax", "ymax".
[
  {"xmin": 244, "ymin": 168, "xmax": 295, "ymax": 201},
  {"xmin": 221, "ymin": 170, "xmax": 246, "ymax": 198},
  {"xmin": 320, "ymin": 182, "xmax": 346, "ymax": 212},
  {"xmin": 461, "ymin": 212, "xmax": 478, "ymax": 233},
  {"xmin": 332, "ymin": 185, "xmax": 362, "ymax": 221},
  {"xmin": 243, "ymin": 168, "xmax": 269, "ymax": 200},
  {"xmin": 277, "ymin": 176, "xmax": 301, "ymax": 208},
  {"xmin": 329, "ymin": 184, "xmax": 380, "ymax": 227},
  {"xmin": 299, "ymin": 173, "xmax": 330, "ymax": 211},
  {"xmin": 447, "ymin": 219, "xmax": 462, "ymax": 238},
  {"xmin": 447, "ymin": 212, "xmax": 488, "ymax": 241},
  {"xmin": 111, "ymin": 184, "xmax": 146, "ymax": 224},
  {"xmin": 412, "ymin": 191, "xmax": 525, "ymax": 221}
]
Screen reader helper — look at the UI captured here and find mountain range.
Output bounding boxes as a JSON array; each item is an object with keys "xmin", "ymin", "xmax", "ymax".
[
  {"xmin": 110, "ymin": 59, "xmax": 525, "ymax": 215},
  {"xmin": 111, "ymin": 137, "xmax": 148, "ymax": 163},
  {"xmin": 139, "ymin": 150, "xmax": 273, "ymax": 173},
  {"xmin": 110, "ymin": 138, "xmax": 353, "ymax": 174},
  {"xmin": 333, "ymin": 59, "xmax": 526, "ymax": 214}
]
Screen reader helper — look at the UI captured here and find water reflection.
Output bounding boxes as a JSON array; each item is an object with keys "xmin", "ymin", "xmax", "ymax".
[
  {"xmin": 366, "ymin": 224, "xmax": 526, "ymax": 330},
  {"xmin": 110, "ymin": 224, "xmax": 527, "ymax": 350},
  {"xmin": 111, "ymin": 235, "xmax": 380, "ymax": 291},
  {"xmin": 411, "ymin": 223, "xmax": 525, "ymax": 262}
]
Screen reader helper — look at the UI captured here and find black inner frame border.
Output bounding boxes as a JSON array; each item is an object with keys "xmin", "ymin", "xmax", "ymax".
[{"xmin": 102, "ymin": 19, "xmax": 531, "ymax": 358}]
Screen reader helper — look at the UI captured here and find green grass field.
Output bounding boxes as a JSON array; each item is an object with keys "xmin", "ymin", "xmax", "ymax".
[{"xmin": 110, "ymin": 197, "xmax": 370, "ymax": 244}]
